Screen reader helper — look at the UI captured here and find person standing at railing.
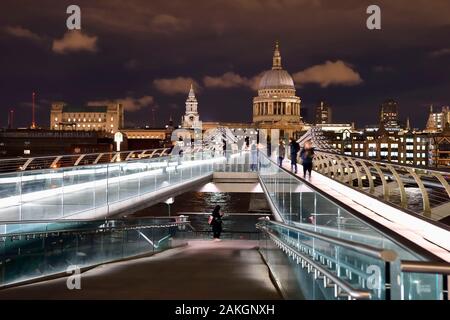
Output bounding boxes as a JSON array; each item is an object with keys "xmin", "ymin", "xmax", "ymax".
[
  {"xmin": 278, "ymin": 139, "xmax": 286, "ymax": 167},
  {"xmin": 300, "ymin": 140, "xmax": 315, "ymax": 180},
  {"xmin": 289, "ymin": 137, "xmax": 300, "ymax": 174},
  {"xmin": 209, "ymin": 205, "xmax": 224, "ymax": 241}
]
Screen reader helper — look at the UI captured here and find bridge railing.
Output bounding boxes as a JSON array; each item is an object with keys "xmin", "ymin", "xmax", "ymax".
[
  {"xmin": 257, "ymin": 219, "xmax": 397, "ymax": 300},
  {"xmin": 0, "ymin": 146, "xmax": 212, "ymax": 174},
  {"xmin": 256, "ymin": 151, "xmax": 448, "ymax": 300},
  {"xmin": 0, "ymin": 150, "xmax": 223, "ymax": 222},
  {"xmin": 0, "ymin": 216, "xmax": 190, "ymax": 288},
  {"xmin": 313, "ymin": 150, "xmax": 450, "ymax": 224}
]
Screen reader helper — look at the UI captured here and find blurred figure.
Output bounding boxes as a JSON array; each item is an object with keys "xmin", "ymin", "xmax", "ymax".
[
  {"xmin": 250, "ymin": 140, "xmax": 258, "ymax": 171},
  {"xmin": 210, "ymin": 205, "xmax": 224, "ymax": 241},
  {"xmin": 289, "ymin": 137, "xmax": 300, "ymax": 174},
  {"xmin": 278, "ymin": 139, "xmax": 286, "ymax": 167},
  {"xmin": 300, "ymin": 140, "xmax": 315, "ymax": 180}
]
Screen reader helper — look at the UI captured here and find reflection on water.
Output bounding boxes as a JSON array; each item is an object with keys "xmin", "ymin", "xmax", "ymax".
[
  {"xmin": 387, "ymin": 186, "xmax": 445, "ymax": 213},
  {"xmin": 132, "ymin": 191, "xmax": 271, "ymax": 232}
]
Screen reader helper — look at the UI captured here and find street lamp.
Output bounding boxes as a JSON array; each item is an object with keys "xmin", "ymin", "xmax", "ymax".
[{"xmin": 164, "ymin": 197, "xmax": 174, "ymax": 216}]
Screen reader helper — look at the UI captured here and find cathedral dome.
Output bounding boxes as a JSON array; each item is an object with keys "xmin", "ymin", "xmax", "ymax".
[
  {"xmin": 258, "ymin": 69, "xmax": 295, "ymax": 90},
  {"xmin": 258, "ymin": 41, "xmax": 295, "ymax": 91}
]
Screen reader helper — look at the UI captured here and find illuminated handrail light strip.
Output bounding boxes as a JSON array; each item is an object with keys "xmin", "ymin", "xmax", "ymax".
[{"xmin": 0, "ymin": 156, "xmax": 226, "ymax": 209}]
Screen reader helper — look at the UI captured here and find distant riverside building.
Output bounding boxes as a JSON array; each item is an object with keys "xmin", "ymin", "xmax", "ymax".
[
  {"xmin": 252, "ymin": 42, "xmax": 306, "ymax": 140},
  {"xmin": 121, "ymin": 117, "xmax": 175, "ymax": 150},
  {"xmin": 424, "ymin": 105, "xmax": 450, "ymax": 133},
  {"xmin": 380, "ymin": 99, "xmax": 401, "ymax": 131},
  {"xmin": 50, "ymin": 103, "xmax": 124, "ymax": 134},
  {"xmin": 428, "ymin": 123, "xmax": 450, "ymax": 167},
  {"xmin": 320, "ymin": 125, "xmax": 429, "ymax": 166},
  {"xmin": 314, "ymin": 101, "xmax": 332, "ymax": 124},
  {"xmin": 0, "ymin": 129, "xmax": 113, "ymax": 157}
]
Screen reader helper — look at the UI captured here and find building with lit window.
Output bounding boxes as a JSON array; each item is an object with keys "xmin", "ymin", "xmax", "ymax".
[
  {"xmin": 322, "ymin": 126, "xmax": 429, "ymax": 166},
  {"xmin": 0, "ymin": 129, "xmax": 113, "ymax": 157},
  {"xmin": 380, "ymin": 99, "xmax": 401, "ymax": 131},
  {"xmin": 314, "ymin": 101, "xmax": 332, "ymax": 124},
  {"xmin": 121, "ymin": 117, "xmax": 175, "ymax": 150},
  {"xmin": 50, "ymin": 103, "xmax": 124, "ymax": 133},
  {"xmin": 424, "ymin": 105, "xmax": 450, "ymax": 133},
  {"xmin": 428, "ymin": 123, "xmax": 450, "ymax": 168}
]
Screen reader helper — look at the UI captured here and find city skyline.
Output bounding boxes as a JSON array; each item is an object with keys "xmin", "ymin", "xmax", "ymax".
[{"xmin": 1, "ymin": 0, "xmax": 450, "ymax": 128}]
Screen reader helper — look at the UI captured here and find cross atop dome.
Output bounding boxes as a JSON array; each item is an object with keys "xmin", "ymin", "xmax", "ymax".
[{"xmin": 272, "ymin": 40, "xmax": 282, "ymax": 70}]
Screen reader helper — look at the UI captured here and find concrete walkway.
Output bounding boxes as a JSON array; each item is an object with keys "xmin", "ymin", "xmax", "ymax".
[{"xmin": 0, "ymin": 240, "xmax": 281, "ymax": 300}]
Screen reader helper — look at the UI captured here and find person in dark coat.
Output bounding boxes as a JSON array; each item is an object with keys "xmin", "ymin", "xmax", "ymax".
[
  {"xmin": 300, "ymin": 140, "xmax": 315, "ymax": 179},
  {"xmin": 278, "ymin": 139, "xmax": 286, "ymax": 167},
  {"xmin": 210, "ymin": 205, "xmax": 224, "ymax": 241},
  {"xmin": 289, "ymin": 138, "xmax": 300, "ymax": 174}
]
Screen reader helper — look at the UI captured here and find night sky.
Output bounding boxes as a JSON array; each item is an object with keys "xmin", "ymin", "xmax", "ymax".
[{"xmin": 1, "ymin": 0, "xmax": 449, "ymax": 129}]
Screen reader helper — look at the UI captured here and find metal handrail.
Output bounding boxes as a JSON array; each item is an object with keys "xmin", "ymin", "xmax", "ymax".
[
  {"xmin": 0, "ymin": 146, "xmax": 208, "ymax": 173},
  {"xmin": 0, "ymin": 216, "xmax": 183, "ymax": 225},
  {"xmin": 0, "ymin": 221, "xmax": 190, "ymax": 238},
  {"xmin": 400, "ymin": 260, "xmax": 450, "ymax": 275},
  {"xmin": 317, "ymin": 149, "xmax": 450, "ymax": 175},
  {"xmin": 259, "ymin": 225, "xmax": 372, "ymax": 299},
  {"xmin": 313, "ymin": 150, "xmax": 450, "ymax": 220},
  {"xmin": 264, "ymin": 220, "xmax": 398, "ymax": 262}
]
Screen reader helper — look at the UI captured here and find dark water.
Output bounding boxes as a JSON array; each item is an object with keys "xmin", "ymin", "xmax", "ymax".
[{"xmin": 132, "ymin": 191, "xmax": 271, "ymax": 232}]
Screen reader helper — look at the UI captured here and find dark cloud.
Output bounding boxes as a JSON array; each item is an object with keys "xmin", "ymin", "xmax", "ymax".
[
  {"xmin": 293, "ymin": 61, "xmax": 363, "ymax": 88},
  {"xmin": 1, "ymin": 0, "xmax": 449, "ymax": 128},
  {"xmin": 4, "ymin": 25, "xmax": 42, "ymax": 42},
  {"xmin": 153, "ymin": 77, "xmax": 199, "ymax": 95},
  {"xmin": 52, "ymin": 31, "xmax": 98, "ymax": 54},
  {"xmin": 87, "ymin": 96, "xmax": 155, "ymax": 112},
  {"xmin": 203, "ymin": 72, "xmax": 262, "ymax": 90},
  {"xmin": 429, "ymin": 48, "xmax": 450, "ymax": 58}
]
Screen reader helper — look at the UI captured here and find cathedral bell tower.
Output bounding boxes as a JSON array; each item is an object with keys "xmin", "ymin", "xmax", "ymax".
[{"xmin": 181, "ymin": 84, "xmax": 201, "ymax": 129}]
